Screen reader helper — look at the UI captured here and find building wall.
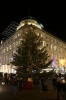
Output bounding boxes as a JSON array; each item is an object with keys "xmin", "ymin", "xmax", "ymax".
[{"xmin": 0, "ymin": 18, "xmax": 66, "ymax": 74}]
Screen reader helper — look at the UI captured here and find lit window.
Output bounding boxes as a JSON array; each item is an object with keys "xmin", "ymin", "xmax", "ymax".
[
  {"xmin": 37, "ymin": 33, "xmax": 39, "ymax": 36},
  {"xmin": 6, "ymin": 47, "xmax": 8, "ymax": 51},
  {"xmin": 16, "ymin": 41, "xmax": 18, "ymax": 46},
  {"xmin": 25, "ymin": 32, "xmax": 28, "ymax": 34},
  {"xmin": 51, "ymin": 44, "xmax": 53, "ymax": 49},
  {"xmin": 3, "ymin": 49, "xmax": 5, "ymax": 53},
  {"xmin": 6, "ymin": 56, "xmax": 7, "ymax": 58},
  {"xmin": 28, "ymin": 22, "xmax": 31, "ymax": 25},
  {"xmin": 13, "ymin": 50, "xmax": 16, "ymax": 53},
  {"xmin": 14, "ymin": 35, "xmax": 17, "ymax": 39},
  {"xmin": 19, "ymin": 38, "xmax": 22, "ymax": 44},
  {"xmin": 18, "ymin": 33, "xmax": 21, "ymax": 36},
  {"xmin": 51, "ymin": 39, "xmax": 53, "ymax": 42},
  {"xmin": 43, "ymin": 41, "xmax": 46, "ymax": 46},
  {"xmin": 56, "ymin": 55, "xmax": 57, "ymax": 58},
  {"xmin": 9, "ymin": 45, "xmax": 12, "ymax": 50},
  {"xmin": 61, "ymin": 48, "xmax": 62, "ymax": 52},
  {"xmin": 13, "ymin": 43, "xmax": 15, "ymax": 48},
  {"xmin": 59, "ymin": 55, "xmax": 60, "ymax": 58},
  {"xmin": 41, "ymin": 34, "xmax": 42, "ymax": 37},
  {"xmin": 54, "ymin": 46, "xmax": 56, "ymax": 50},
  {"xmin": 52, "ymin": 54, "xmax": 53, "ymax": 57},
  {"xmin": 43, "ymin": 41, "xmax": 44, "ymax": 46}
]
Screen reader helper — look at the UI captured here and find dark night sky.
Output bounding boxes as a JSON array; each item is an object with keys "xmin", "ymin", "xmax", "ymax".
[{"xmin": 0, "ymin": 1, "xmax": 66, "ymax": 42}]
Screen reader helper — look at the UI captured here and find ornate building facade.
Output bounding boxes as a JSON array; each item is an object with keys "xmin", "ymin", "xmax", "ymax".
[{"xmin": 0, "ymin": 17, "xmax": 66, "ymax": 74}]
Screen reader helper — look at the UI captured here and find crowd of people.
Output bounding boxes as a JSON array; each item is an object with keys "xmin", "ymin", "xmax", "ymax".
[
  {"xmin": 52, "ymin": 73, "xmax": 66, "ymax": 100},
  {"xmin": 40, "ymin": 72, "xmax": 66, "ymax": 100},
  {"xmin": 4, "ymin": 73, "xmax": 23, "ymax": 95},
  {"xmin": 2, "ymin": 72, "xmax": 66, "ymax": 99}
]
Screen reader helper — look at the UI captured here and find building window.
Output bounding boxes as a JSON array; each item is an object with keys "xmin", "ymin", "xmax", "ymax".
[
  {"xmin": 13, "ymin": 42, "xmax": 15, "ymax": 48},
  {"xmin": 54, "ymin": 46, "xmax": 56, "ymax": 50},
  {"xmin": 47, "ymin": 44, "xmax": 48, "ymax": 46},
  {"xmin": 37, "ymin": 33, "xmax": 39, "ymax": 36},
  {"xmin": 16, "ymin": 41, "xmax": 18, "ymax": 46},
  {"xmin": 41, "ymin": 34, "xmax": 43, "ymax": 37},
  {"xmin": 6, "ymin": 47, "xmax": 8, "ymax": 51},
  {"xmin": 14, "ymin": 35, "xmax": 17, "ymax": 39},
  {"xmin": 59, "ymin": 55, "xmax": 60, "ymax": 58},
  {"xmin": 43, "ymin": 41, "xmax": 46, "ymax": 46},
  {"xmin": 58, "ymin": 47, "xmax": 59, "ymax": 52},
  {"xmin": 9, "ymin": 45, "xmax": 12, "ymax": 50},
  {"xmin": 61, "ymin": 48, "xmax": 62, "ymax": 52},
  {"xmin": 13, "ymin": 50, "xmax": 16, "ymax": 53},
  {"xmin": 3, "ymin": 49, "xmax": 5, "ymax": 53},
  {"xmin": 19, "ymin": 38, "xmax": 22, "ymax": 44},
  {"xmin": 51, "ymin": 39, "xmax": 53, "ymax": 42},
  {"xmin": 56, "ymin": 54, "xmax": 57, "ymax": 58},
  {"xmin": 51, "ymin": 44, "xmax": 53, "ymax": 49},
  {"xmin": 6, "ymin": 56, "xmax": 7, "ymax": 58},
  {"xmin": 18, "ymin": 33, "xmax": 21, "ymax": 36}
]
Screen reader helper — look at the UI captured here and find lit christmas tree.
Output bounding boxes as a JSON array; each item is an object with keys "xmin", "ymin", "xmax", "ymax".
[{"xmin": 11, "ymin": 27, "xmax": 52, "ymax": 80}]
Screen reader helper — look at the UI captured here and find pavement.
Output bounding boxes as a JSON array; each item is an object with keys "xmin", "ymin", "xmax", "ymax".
[
  {"xmin": 0, "ymin": 79, "xmax": 64, "ymax": 100},
  {"xmin": 12, "ymin": 90, "xmax": 58, "ymax": 100}
]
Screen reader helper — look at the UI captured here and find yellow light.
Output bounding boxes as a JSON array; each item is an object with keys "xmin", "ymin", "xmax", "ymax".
[
  {"xmin": 28, "ymin": 78, "xmax": 33, "ymax": 82},
  {"xmin": 59, "ymin": 59, "xmax": 65, "ymax": 66}
]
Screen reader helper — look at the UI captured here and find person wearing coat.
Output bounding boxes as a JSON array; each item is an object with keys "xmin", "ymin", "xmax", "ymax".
[
  {"xmin": 18, "ymin": 78, "xmax": 23, "ymax": 92},
  {"xmin": 62, "ymin": 79, "xmax": 66, "ymax": 100},
  {"xmin": 56, "ymin": 78, "xmax": 64, "ymax": 100}
]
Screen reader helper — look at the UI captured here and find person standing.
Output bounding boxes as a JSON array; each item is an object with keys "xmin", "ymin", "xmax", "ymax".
[
  {"xmin": 18, "ymin": 78, "xmax": 23, "ymax": 92},
  {"xmin": 41, "ymin": 77, "xmax": 45, "ymax": 91},
  {"xmin": 52, "ymin": 76, "xmax": 57, "ymax": 90},
  {"xmin": 56, "ymin": 78, "xmax": 64, "ymax": 100},
  {"xmin": 12, "ymin": 78, "xmax": 18, "ymax": 95},
  {"xmin": 62, "ymin": 79, "xmax": 66, "ymax": 100}
]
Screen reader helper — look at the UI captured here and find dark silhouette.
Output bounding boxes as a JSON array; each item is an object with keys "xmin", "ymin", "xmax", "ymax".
[
  {"xmin": 62, "ymin": 80, "xmax": 66, "ymax": 100},
  {"xmin": 59, "ymin": 73, "xmax": 61, "ymax": 79},
  {"xmin": 41, "ymin": 77, "xmax": 46, "ymax": 91},
  {"xmin": 52, "ymin": 73, "xmax": 57, "ymax": 90},
  {"xmin": 52, "ymin": 76, "xmax": 57, "ymax": 90},
  {"xmin": 56, "ymin": 78, "xmax": 64, "ymax": 100},
  {"xmin": 18, "ymin": 78, "xmax": 23, "ymax": 92},
  {"xmin": 12, "ymin": 78, "xmax": 18, "ymax": 94},
  {"xmin": 4, "ymin": 73, "xmax": 8, "ymax": 84}
]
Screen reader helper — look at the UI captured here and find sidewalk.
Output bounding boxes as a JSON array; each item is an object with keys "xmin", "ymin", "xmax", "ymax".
[
  {"xmin": 11, "ymin": 83, "xmax": 64, "ymax": 100},
  {"xmin": 14, "ymin": 90, "xmax": 57, "ymax": 100},
  {"xmin": 0, "ymin": 79, "xmax": 64, "ymax": 100}
]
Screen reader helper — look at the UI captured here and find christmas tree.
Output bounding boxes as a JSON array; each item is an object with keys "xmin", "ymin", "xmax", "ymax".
[{"xmin": 11, "ymin": 27, "xmax": 52, "ymax": 80}]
